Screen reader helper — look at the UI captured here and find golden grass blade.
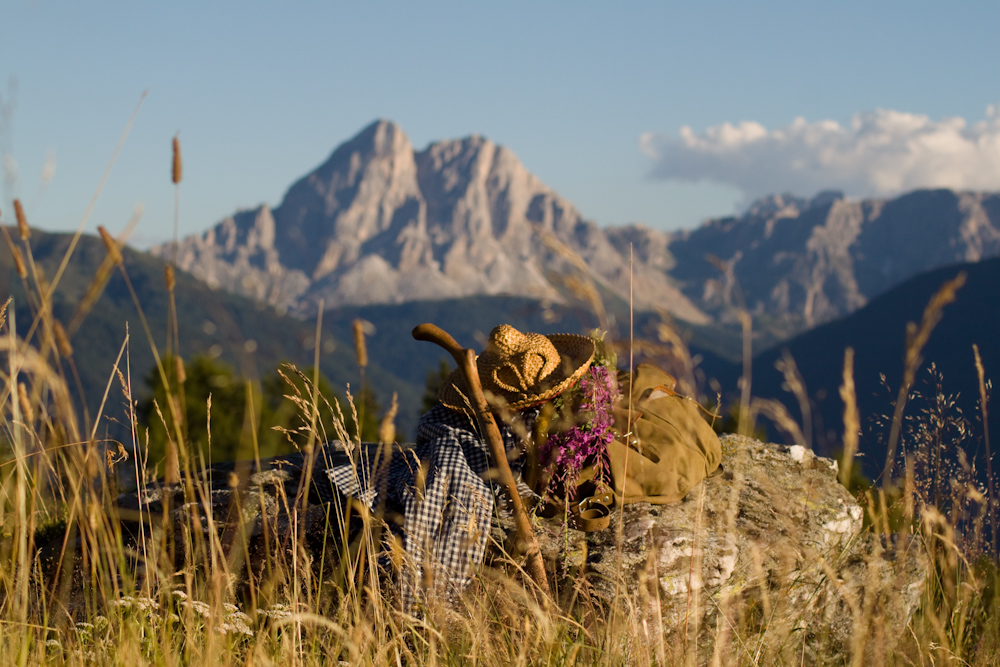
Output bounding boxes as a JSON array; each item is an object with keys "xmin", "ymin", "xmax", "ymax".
[
  {"xmin": 110, "ymin": 247, "xmax": 183, "ymax": 483},
  {"xmin": 750, "ymin": 397, "xmax": 807, "ymax": 446},
  {"xmin": 379, "ymin": 392, "xmax": 398, "ymax": 445},
  {"xmin": 2, "ymin": 227, "xmax": 27, "ymax": 279},
  {"xmin": 534, "ymin": 223, "xmax": 610, "ymax": 331},
  {"xmin": 737, "ymin": 311, "xmax": 753, "ymax": 436},
  {"xmin": 775, "ymin": 350, "xmax": 811, "ymax": 450},
  {"xmin": 88, "ymin": 332, "xmax": 130, "ymax": 443}
]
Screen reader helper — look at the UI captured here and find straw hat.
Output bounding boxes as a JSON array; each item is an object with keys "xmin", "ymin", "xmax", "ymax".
[{"xmin": 439, "ymin": 324, "xmax": 596, "ymax": 411}]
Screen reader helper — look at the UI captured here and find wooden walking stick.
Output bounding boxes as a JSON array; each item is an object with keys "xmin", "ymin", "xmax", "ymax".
[{"xmin": 412, "ymin": 323, "xmax": 551, "ymax": 599}]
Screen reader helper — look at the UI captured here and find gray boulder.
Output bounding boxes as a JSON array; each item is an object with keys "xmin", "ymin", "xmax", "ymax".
[{"xmin": 535, "ymin": 434, "xmax": 927, "ymax": 665}]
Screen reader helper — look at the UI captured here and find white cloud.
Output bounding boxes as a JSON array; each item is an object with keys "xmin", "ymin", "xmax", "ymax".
[{"xmin": 640, "ymin": 106, "xmax": 1000, "ymax": 200}]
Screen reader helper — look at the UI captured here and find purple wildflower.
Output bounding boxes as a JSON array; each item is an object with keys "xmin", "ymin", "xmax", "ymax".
[{"xmin": 539, "ymin": 365, "xmax": 620, "ymax": 497}]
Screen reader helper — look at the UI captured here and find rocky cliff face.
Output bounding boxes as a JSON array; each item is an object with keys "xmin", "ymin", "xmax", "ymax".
[
  {"xmin": 155, "ymin": 121, "xmax": 708, "ymax": 323},
  {"xmin": 666, "ymin": 189, "xmax": 1000, "ymax": 332},
  {"xmin": 155, "ymin": 120, "xmax": 1000, "ymax": 336}
]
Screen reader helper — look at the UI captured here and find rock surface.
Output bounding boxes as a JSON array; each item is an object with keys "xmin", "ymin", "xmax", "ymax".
[
  {"xmin": 114, "ymin": 434, "xmax": 926, "ymax": 663},
  {"xmin": 536, "ymin": 434, "xmax": 927, "ymax": 664}
]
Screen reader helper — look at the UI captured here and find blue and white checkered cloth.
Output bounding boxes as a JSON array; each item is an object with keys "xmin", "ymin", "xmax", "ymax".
[{"xmin": 327, "ymin": 404, "xmax": 536, "ymax": 610}]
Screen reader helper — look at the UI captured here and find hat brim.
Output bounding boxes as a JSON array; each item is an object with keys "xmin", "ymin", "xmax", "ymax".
[{"xmin": 439, "ymin": 333, "xmax": 597, "ymax": 412}]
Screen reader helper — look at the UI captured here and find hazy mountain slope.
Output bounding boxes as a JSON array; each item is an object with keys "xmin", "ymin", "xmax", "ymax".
[
  {"xmin": 0, "ymin": 229, "xmax": 416, "ymax": 438},
  {"xmin": 742, "ymin": 256, "xmax": 1000, "ymax": 478},
  {"xmin": 326, "ymin": 295, "xmax": 736, "ymax": 392}
]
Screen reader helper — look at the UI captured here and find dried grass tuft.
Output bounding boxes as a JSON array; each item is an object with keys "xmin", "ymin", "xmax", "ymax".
[{"xmin": 882, "ymin": 272, "xmax": 966, "ymax": 483}]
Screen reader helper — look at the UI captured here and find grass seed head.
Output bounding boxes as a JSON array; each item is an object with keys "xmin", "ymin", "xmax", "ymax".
[
  {"xmin": 353, "ymin": 318, "xmax": 368, "ymax": 369},
  {"xmin": 54, "ymin": 320, "xmax": 73, "ymax": 357},
  {"xmin": 165, "ymin": 264, "xmax": 176, "ymax": 291},
  {"xmin": 3, "ymin": 227, "xmax": 27, "ymax": 278},
  {"xmin": 11, "ymin": 243, "xmax": 26, "ymax": 278},
  {"xmin": 97, "ymin": 226, "xmax": 123, "ymax": 266},
  {"xmin": 13, "ymin": 199, "xmax": 30, "ymax": 240},
  {"xmin": 379, "ymin": 392, "xmax": 398, "ymax": 444},
  {"xmin": 17, "ymin": 382, "xmax": 34, "ymax": 424},
  {"xmin": 0, "ymin": 296, "xmax": 10, "ymax": 332},
  {"xmin": 172, "ymin": 135, "xmax": 182, "ymax": 184}
]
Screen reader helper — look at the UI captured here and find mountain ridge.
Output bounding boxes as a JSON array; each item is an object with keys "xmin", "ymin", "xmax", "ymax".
[
  {"xmin": 155, "ymin": 120, "xmax": 1000, "ymax": 344},
  {"xmin": 156, "ymin": 120, "xmax": 707, "ymax": 323},
  {"xmin": 668, "ymin": 188, "xmax": 1000, "ymax": 335}
]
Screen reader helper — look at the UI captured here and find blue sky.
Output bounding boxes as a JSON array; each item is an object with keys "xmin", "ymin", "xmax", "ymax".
[{"xmin": 2, "ymin": 1, "xmax": 999, "ymax": 247}]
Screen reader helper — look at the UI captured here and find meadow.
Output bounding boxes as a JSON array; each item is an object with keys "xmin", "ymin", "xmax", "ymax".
[{"xmin": 2, "ymin": 141, "xmax": 1000, "ymax": 666}]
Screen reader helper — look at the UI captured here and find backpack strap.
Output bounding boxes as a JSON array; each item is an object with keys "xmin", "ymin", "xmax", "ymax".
[{"xmin": 570, "ymin": 492, "xmax": 613, "ymax": 532}]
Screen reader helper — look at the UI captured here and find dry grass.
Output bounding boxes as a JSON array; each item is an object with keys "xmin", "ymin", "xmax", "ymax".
[{"xmin": 0, "ymin": 257, "xmax": 990, "ymax": 666}]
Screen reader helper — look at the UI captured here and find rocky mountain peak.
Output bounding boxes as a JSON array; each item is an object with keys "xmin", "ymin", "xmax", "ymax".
[
  {"xmin": 158, "ymin": 121, "xmax": 707, "ymax": 320},
  {"xmin": 666, "ymin": 188, "xmax": 1000, "ymax": 332},
  {"xmin": 275, "ymin": 120, "xmax": 421, "ymax": 279}
]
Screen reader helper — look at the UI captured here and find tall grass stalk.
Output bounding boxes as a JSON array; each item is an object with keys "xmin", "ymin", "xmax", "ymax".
[
  {"xmin": 974, "ymin": 344, "xmax": 995, "ymax": 551},
  {"xmin": 839, "ymin": 347, "xmax": 859, "ymax": 489},
  {"xmin": 44, "ymin": 91, "xmax": 146, "ymax": 306},
  {"xmin": 881, "ymin": 272, "xmax": 965, "ymax": 484}
]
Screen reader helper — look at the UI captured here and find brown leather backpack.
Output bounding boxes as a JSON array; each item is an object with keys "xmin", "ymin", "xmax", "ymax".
[{"xmin": 607, "ymin": 363, "xmax": 723, "ymax": 505}]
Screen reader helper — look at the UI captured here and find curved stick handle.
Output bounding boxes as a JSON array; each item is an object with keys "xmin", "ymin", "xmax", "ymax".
[
  {"xmin": 413, "ymin": 323, "xmax": 486, "ymax": 413},
  {"xmin": 412, "ymin": 323, "xmax": 551, "ymax": 600},
  {"xmin": 412, "ymin": 323, "xmax": 464, "ymax": 359}
]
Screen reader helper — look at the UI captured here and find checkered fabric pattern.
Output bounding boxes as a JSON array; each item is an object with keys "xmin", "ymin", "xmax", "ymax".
[{"xmin": 327, "ymin": 404, "xmax": 535, "ymax": 611}]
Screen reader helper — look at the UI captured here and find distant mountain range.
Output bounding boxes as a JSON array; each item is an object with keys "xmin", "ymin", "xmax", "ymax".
[
  {"xmin": 154, "ymin": 120, "xmax": 1000, "ymax": 344},
  {"xmin": 9, "ymin": 119, "xmax": 1000, "ymax": 456},
  {"xmin": 672, "ymin": 188, "xmax": 1000, "ymax": 337},
  {"xmin": 10, "ymin": 226, "xmax": 998, "ymax": 468},
  {"xmin": 1, "ymin": 230, "xmax": 684, "ymax": 439}
]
